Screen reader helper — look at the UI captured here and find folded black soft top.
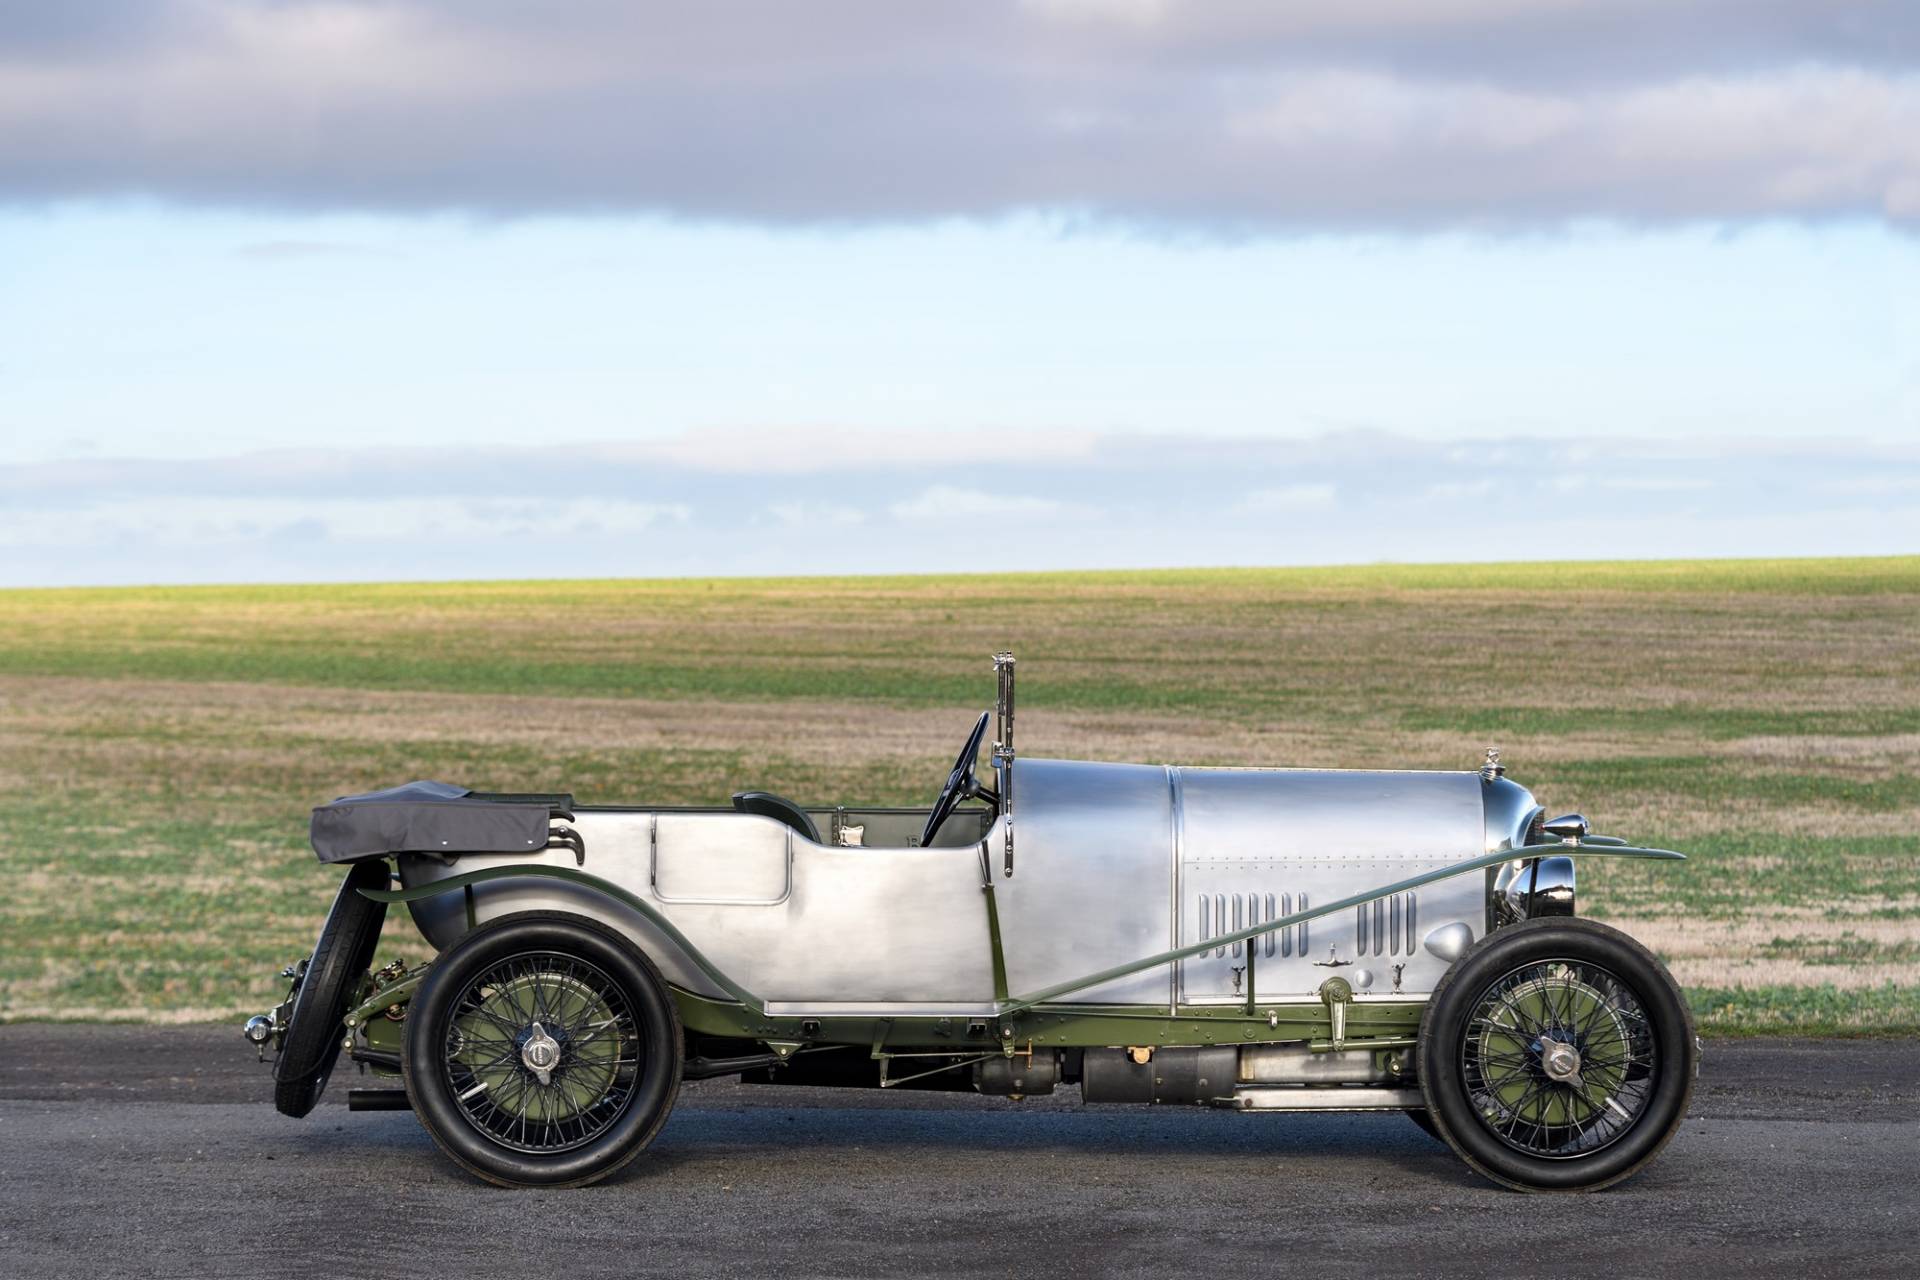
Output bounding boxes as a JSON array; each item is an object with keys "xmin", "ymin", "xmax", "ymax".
[{"xmin": 309, "ymin": 781, "xmax": 573, "ymax": 864}]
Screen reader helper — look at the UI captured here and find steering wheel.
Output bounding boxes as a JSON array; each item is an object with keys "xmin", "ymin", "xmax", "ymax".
[{"xmin": 920, "ymin": 711, "xmax": 994, "ymax": 847}]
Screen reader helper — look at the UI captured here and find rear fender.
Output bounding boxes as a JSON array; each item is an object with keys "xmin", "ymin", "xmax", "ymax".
[{"xmin": 372, "ymin": 858, "xmax": 753, "ymax": 1011}]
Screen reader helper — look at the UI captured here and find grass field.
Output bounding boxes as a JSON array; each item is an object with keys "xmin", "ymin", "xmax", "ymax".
[{"xmin": 1, "ymin": 556, "xmax": 1915, "ymax": 1034}]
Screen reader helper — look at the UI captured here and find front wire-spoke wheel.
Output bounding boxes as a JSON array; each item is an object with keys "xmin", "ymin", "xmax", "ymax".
[
  {"xmin": 1461, "ymin": 959, "xmax": 1654, "ymax": 1159},
  {"xmin": 1418, "ymin": 918, "xmax": 1695, "ymax": 1192},
  {"xmin": 405, "ymin": 913, "xmax": 681, "ymax": 1188}
]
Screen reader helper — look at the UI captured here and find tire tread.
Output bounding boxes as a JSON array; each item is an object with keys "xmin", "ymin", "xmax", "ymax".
[
  {"xmin": 272, "ymin": 860, "xmax": 389, "ymax": 1118},
  {"xmin": 1416, "ymin": 917, "xmax": 1697, "ymax": 1193},
  {"xmin": 402, "ymin": 910, "xmax": 682, "ymax": 1189}
]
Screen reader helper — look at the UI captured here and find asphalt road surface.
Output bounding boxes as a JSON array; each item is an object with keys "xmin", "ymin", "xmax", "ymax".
[{"xmin": 2, "ymin": 1027, "xmax": 1914, "ymax": 1280}]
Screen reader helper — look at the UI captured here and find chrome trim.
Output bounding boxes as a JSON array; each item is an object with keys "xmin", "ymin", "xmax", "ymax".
[
  {"xmin": 1239, "ymin": 1045, "xmax": 1396, "ymax": 1085},
  {"xmin": 1480, "ymin": 773, "xmax": 1543, "ymax": 932},
  {"xmin": 1494, "ymin": 854, "xmax": 1577, "ymax": 922},
  {"xmin": 520, "ymin": 1021, "xmax": 560, "ymax": 1085},
  {"xmin": 762, "ymin": 1001, "xmax": 1001, "ymax": 1017},
  {"xmin": 1541, "ymin": 1040, "xmax": 1582, "ymax": 1083},
  {"xmin": 1481, "ymin": 775, "xmax": 1543, "ymax": 854},
  {"xmin": 1543, "ymin": 812, "xmax": 1591, "ymax": 846},
  {"xmin": 1220, "ymin": 1085, "xmax": 1423, "ymax": 1112},
  {"xmin": 992, "ymin": 652, "xmax": 1016, "ymax": 876},
  {"xmin": 1532, "ymin": 855, "xmax": 1577, "ymax": 916}
]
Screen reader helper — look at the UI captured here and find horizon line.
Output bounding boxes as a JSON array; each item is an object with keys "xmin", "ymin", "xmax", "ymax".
[{"xmin": 6, "ymin": 552, "xmax": 1914, "ymax": 596}]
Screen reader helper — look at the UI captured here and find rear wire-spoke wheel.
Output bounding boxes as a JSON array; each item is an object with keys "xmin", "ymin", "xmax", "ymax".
[
  {"xmin": 446, "ymin": 953, "xmax": 641, "ymax": 1154},
  {"xmin": 405, "ymin": 913, "xmax": 681, "ymax": 1188},
  {"xmin": 1418, "ymin": 918, "xmax": 1696, "ymax": 1192}
]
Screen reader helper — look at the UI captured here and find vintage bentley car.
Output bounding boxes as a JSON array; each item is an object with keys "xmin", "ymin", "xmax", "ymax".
[{"xmin": 246, "ymin": 655, "xmax": 1697, "ymax": 1192}]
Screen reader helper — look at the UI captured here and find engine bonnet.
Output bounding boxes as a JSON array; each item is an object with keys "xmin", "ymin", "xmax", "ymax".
[
  {"xmin": 995, "ymin": 758, "xmax": 1508, "ymax": 1006},
  {"xmin": 1011, "ymin": 758, "xmax": 1492, "ymax": 865}
]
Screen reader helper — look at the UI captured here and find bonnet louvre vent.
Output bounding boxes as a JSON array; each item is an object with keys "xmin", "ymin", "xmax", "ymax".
[
  {"xmin": 1354, "ymin": 892, "xmax": 1418, "ymax": 957},
  {"xmin": 1198, "ymin": 892, "xmax": 1308, "ymax": 959}
]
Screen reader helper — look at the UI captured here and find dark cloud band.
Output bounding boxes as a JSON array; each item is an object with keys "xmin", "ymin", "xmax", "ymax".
[{"xmin": 0, "ymin": 1, "xmax": 1915, "ymax": 228}]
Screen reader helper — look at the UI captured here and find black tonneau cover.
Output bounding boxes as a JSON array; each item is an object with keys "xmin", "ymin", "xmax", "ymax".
[{"xmin": 310, "ymin": 781, "xmax": 572, "ymax": 864}]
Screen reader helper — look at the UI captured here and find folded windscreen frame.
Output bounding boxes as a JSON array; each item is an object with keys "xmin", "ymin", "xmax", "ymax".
[{"xmin": 309, "ymin": 781, "xmax": 570, "ymax": 863}]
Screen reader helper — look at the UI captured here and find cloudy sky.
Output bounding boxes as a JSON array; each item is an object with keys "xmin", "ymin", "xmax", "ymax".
[{"xmin": 0, "ymin": 1, "xmax": 1914, "ymax": 585}]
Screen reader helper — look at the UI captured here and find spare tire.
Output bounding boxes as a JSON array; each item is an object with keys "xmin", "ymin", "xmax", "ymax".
[{"xmin": 273, "ymin": 860, "xmax": 390, "ymax": 1117}]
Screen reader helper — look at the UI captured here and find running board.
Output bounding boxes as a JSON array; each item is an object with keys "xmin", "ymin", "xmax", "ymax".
[{"xmin": 1214, "ymin": 1086, "xmax": 1421, "ymax": 1112}]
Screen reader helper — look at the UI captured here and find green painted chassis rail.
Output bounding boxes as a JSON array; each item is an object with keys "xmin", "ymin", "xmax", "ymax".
[{"xmin": 361, "ymin": 841, "xmax": 1682, "ymax": 1024}]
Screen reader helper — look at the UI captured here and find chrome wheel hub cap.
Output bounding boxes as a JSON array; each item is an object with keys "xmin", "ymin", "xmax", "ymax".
[
  {"xmin": 1539, "ymin": 1038, "xmax": 1582, "ymax": 1083},
  {"xmin": 520, "ymin": 1021, "xmax": 561, "ymax": 1085}
]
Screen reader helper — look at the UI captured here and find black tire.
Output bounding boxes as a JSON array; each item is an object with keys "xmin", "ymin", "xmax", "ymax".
[
  {"xmin": 1417, "ymin": 917, "xmax": 1696, "ymax": 1193},
  {"xmin": 1405, "ymin": 1108, "xmax": 1444, "ymax": 1142},
  {"xmin": 273, "ymin": 860, "xmax": 390, "ymax": 1118},
  {"xmin": 402, "ymin": 912, "xmax": 682, "ymax": 1189}
]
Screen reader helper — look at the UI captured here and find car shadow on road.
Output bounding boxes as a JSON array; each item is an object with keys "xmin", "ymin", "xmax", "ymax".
[
  {"xmin": 632, "ymin": 1102, "xmax": 1472, "ymax": 1181},
  {"xmin": 275, "ymin": 1097, "xmax": 1702, "ymax": 1199}
]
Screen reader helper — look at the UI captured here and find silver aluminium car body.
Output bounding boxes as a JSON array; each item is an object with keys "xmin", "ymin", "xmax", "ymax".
[
  {"xmin": 249, "ymin": 651, "xmax": 1695, "ymax": 1193},
  {"xmin": 395, "ymin": 758, "xmax": 1542, "ymax": 1020}
]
